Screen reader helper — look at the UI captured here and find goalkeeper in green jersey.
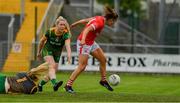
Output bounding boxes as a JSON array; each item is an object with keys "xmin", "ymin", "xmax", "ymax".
[
  {"xmin": 0, "ymin": 62, "xmax": 49, "ymax": 94},
  {"xmin": 37, "ymin": 16, "xmax": 72, "ymax": 92}
]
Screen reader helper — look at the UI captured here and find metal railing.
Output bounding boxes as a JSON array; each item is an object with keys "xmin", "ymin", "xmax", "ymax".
[
  {"xmin": 31, "ymin": 42, "xmax": 180, "ymax": 54},
  {"xmin": 0, "ymin": 42, "xmax": 32, "ymax": 71},
  {"xmin": 0, "ymin": 0, "xmax": 24, "ymax": 26},
  {"xmin": 1, "ymin": 41, "xmax": 180, "ymax": 70},
  {"xmin": 76, "ymin": 8, "xmax": 158, "ymax": 45},
  {"xmin": 0, "ymin": 13, "xmax": 15, "ymax": 54},
  {"xmin": 8, "ymin": 15, "xmax": 15, "ymax": 54},
  {"xmin": 117, "ymin": 20, "xmax": 158, "ymax": 44},
  {"xmin": 98, "ymin": 43, "xmax": 180, "ymax": 54},
  {"xmin": 36, "ymin": 0, "xmax": 64, "ymax": 40}
]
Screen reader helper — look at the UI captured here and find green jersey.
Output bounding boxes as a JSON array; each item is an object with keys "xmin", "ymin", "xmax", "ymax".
[
  {"xmin": 44, "ymin": 28, "xmax": 70, "ymax": 50},
  {"xmin": 0, "ymin": 75, "xmax": 6, "ymax": 94},
  {"xmin": 42, "ymin": 28, "xmax": 71, "ymax": 62}
]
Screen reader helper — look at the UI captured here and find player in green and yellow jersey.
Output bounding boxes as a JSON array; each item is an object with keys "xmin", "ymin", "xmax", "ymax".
[
  {"xmin": 0, "ymin": 62, "xmax": 49, "ymax": 94},
  {"xmin": 37, "ymin": 16, "xmax": 71, "ymax": 92}
]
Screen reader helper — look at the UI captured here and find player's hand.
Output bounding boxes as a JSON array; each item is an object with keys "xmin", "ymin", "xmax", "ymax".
[{"xmin": 80, "ymin": 39, "xmax": 85, "ymax": 45}]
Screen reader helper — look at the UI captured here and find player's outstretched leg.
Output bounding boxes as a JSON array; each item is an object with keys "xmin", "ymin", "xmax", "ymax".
[
  {"xmin": 99, "ymin": 80, "xmax": 113, "ymax": 91},
  {"xmin": 38, "ymin": 85, "xmax": 43, "ymax": 92},
  {"xmin": 38, "ymin": 80, "xmax": 47, "ymax": 92},
  {"xmin": 53, "ymin": 81, "xmax": 63, "ymax": 91},
  {"xmin": 64, "ymin": 79, "xmax": 75, "ymax": 93},
  {"xmin": 64, "ymin": 85, "xmax": 75, "ymax": 93}
]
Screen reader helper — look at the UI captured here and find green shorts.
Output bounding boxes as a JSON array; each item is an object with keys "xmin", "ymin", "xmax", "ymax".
[
  {"xmin": 0, "ymin": 75, "xmax": 6, "ymax": 94},
  {"xmin": 41, "ymin": 47, "xmax": 62, "ymax": 63}
]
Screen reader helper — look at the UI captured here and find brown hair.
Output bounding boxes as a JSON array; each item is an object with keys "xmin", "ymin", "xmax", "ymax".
[{"xmin": 104, "ymin": 5, "xmax": 118, "ymax": 21}]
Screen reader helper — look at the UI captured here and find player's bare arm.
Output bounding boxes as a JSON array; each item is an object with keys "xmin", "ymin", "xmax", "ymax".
[
  {"xmin": 70, "ymin": 17, "xmax": 93, "ymax": 28},
  {"xmin": 37, "ymin": 35, "xmax": 47, "ymax": 59},
  {"xmin": 80, "ymin": 25, "xmax": 94, "ymax": 45},
  {"xmin": 65, "ymin": 38, "xmax": 71, "ymax": 64}
]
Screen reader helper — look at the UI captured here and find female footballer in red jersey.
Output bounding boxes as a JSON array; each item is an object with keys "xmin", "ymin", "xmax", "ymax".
[{"xmin": 64, "ymin": 6, "xmax": 118, "ymax": 93}]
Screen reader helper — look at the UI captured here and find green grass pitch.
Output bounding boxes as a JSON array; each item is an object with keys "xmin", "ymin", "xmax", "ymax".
[{"xmin": 1, "ymin": 72, "xmax": 180, "ymax": 102}]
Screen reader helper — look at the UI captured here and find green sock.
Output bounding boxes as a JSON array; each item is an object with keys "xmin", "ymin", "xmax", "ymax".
[
  {"xmin": 51, "ymin": 79, "xmax": 57, "ymax": 85},
  {"xmin": 39, "ymin": 80, "xmax": 47, "ymax": 86}
]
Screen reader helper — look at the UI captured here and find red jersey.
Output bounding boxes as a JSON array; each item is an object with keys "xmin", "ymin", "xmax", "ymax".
[{"xmin": 78, "ymin": 16, "xmax": 105, "ymax": 45}]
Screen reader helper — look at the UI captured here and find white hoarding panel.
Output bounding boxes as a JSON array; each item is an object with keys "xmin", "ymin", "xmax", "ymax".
[{"xmin": 58, "ymin": 52, "xmax": 180, "ymax": 73}]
